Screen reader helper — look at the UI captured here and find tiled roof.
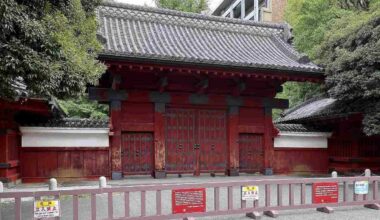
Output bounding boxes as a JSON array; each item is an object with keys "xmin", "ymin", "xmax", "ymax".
[
  {"xmin": 275, "ymin": 97, "xmax": 352, "ymax": 123},
  {"xmin": 23, "ymin": 118, "xmax": 109, "ymax": 128},
  {"xmin": 275, "ymin": 123, "xmax": 331, "ymax": 133},
  {"xmin": 96, "ymin": 2, "xmax": 322, "ymax": 74}
]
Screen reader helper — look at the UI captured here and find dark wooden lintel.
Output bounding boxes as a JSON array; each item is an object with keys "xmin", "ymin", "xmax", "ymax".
[
  {"xmin": 88, "ymin": 87, "xmax": 128, "ymax": 102},
  {"xmin": 263, "ymin": 98, "xmax": 289, "ymax": 109}
]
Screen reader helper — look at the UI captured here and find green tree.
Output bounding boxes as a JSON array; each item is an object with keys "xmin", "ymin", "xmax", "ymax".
[
  {"xmin": 58, "ymin": 97, "xmax": 108, "ymax": 119},
  {"xmin": 283, "ymin": 0, "xmax": 380, "ymax": 135},
  {"xmin": 155, "ymin": 0, "xmax": 208, "ymax": 13},
  {"xmin": 0, "ymin": 0, "xmax": 105, "ymax": 100},
  {"xmin": 316, "ymin": 1, "xmax": 380, "ymax": 135}
]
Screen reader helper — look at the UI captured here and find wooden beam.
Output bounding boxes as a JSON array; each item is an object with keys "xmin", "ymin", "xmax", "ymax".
[
  {"xmin": 88, "ymin": 88, "xmax": 128, "ymax": 102},
  {"xmin": 227, "ymin": 106, "xmax": 239, "ymax": 176}
]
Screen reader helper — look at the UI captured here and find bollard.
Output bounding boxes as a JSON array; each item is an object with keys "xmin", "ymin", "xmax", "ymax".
[
  {"xmin": 331, "ymin": 171, "xmax": 338, "ymax": 178},
  {"xmin": 0, "ymin": 181, "xmax": 3, "ymax": 192},
  {"xmin": 49, "ymin": 178, "xmax": 58, "ymax": 191},
  {"xmin": 99, "ymin": 176, "xmax": 107, "ymax": 188},
  {"xmin": 365, "ymin": 169, "xmax": 371, "ymax": 177}
]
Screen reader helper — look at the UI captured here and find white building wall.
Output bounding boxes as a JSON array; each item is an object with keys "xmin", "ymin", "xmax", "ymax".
[
  {"xmin": 274, "ymin": 132, "xmax": 332, "ymax": 148},
  {"xmin": 20, "ymin": 127, "xmax": 109, "ymax": 147}
]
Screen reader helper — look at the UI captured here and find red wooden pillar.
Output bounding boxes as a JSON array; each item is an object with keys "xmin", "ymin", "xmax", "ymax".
[
  {"xmin": 227, "ymin": 106, "xmax": 239, "ymax": 176},
  {"xmin": 153, "ymin": 103, "xmax": 166, "ymax": 178},
  {"xmin": 110, "ymin": 100, "xmax": 123, "ymax": 179},
  {"xmin": 263, "ymin": 107, "xmax": 274, "ymax": 175}
]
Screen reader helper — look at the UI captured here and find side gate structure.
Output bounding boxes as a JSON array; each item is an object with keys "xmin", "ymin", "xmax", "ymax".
[{"xmin": 0, "ymin": 176, "xmax": 379, "ymax": 220}]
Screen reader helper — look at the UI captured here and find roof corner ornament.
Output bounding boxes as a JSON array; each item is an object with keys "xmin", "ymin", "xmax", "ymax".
[
  {"xmin": 298, "ymin": 54, "xmax": 311, "ymax": 64},
  {"xmin": 283, "ymin": 22, "xmax": 294, "ymax": 44},
  {"xmin": 96, "ymin": 33, "xmax": 107, "ymax": 45}
]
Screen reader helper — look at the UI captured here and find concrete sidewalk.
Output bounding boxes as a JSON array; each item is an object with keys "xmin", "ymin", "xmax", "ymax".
[{"xmin": 3, "ymin": 174, "xmax": 299, "ymax": 192}]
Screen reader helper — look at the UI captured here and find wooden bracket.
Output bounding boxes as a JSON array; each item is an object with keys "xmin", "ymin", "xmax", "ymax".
[
  {"xmin": 196, "ymin": 78, "xmax": 209, "ymax": 94},
  {"xmin": 316, "ymin": 207, "xmax": 334, "ymax": 214},
  {"xmin": 232, "ymin": 80, "xmax": 246, "ymax": 96},
  {"xmin": 158, "ymin": 76, "xmax": 168, "ymax": 93}
]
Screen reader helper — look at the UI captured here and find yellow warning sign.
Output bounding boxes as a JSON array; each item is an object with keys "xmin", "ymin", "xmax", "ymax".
[{"xmin": 242, "ymin": 186, "xmax": 259, "ymax": 201}]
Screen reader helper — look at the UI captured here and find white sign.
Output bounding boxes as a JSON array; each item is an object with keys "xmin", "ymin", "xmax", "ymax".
[
  {"xmin": 355, "ymin": 181, "xmax": 369, "ymax": 195},
  {"xmin": 242, "ymin": 186, "xmax": 259, "ymax": 201},
  {"xmin": 34, "ymin": 200, "xmax": 60, "ymax": 218}
]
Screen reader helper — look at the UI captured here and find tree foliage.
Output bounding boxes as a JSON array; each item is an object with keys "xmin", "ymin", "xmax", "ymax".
[
  {"xmin": 155, "ymin": 0, "xmax": 208, "ymax": 13},
  {"xmin": 58, "ymin": 96, "xmax": 108, "ymax": 119},
  {"xmin": 283, "ymin": 0, "xmax": 380, "ymax": 135},
  {"xmin": 0, "ymin": 0, "xmax": 105, "ymax": 100}
]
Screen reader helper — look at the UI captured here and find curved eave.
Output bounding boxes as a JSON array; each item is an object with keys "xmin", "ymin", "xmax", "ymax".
[{"xmin": 98, "ymin": 53, "xmax": 324, "ymax": 81}]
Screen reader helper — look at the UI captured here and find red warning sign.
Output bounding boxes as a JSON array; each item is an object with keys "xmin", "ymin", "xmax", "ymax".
[
  {"xmin": 312, "ymin": 182, "xmax": 339, "ymax": 204},
  {"xmin": 172, "ymin": 188, "xmax": 206, "ymax": 214}
]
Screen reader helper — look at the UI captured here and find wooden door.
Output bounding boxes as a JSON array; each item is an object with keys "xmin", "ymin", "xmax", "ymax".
[
  {"xmin": 239, "ymin": 134, "xmax": 264, "ymax": 173},
  {"xmin": 122, "ymin": 132, "xmax": 154, "ymax": 175},
  {"xmin": 166, "ymin": 108, "xmax": 227, "ymax": 174},
  {"xmin": 165, "ymin": 108, "xmax": 197, "ymax": 173},
  {"xmin": 198, "ymin": 109, "xmax": 227, "ymax": 172}
]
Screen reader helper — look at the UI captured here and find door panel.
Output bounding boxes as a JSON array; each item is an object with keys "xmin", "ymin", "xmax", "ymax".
[
  {"xmin": 165, "ymin": 108, "xmax": 197, "ymax": 172},
  {"xmin": 122, "ymin": 132, "xmax": 153, "ymax": 174},
  {"xmin": 166, "ymin": 108, "xmax": 227, "ymax": 174},
  {"xmin": 239, "ymin": 134, "xmax": 264, "ymax": 173},
  {"xmin": 198, "ymin": 109, "xmax": 227, "ymax": 172}
]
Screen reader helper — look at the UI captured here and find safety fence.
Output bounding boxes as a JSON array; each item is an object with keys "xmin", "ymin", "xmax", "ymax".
[{"xmin": 0, "ymin": 175, "xmax": 379, "ymax": 219}]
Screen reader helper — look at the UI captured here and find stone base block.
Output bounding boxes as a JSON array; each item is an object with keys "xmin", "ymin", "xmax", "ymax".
[
  {"xmin": 111, "ymin": 171, "xmax": 123, "ymax": 180},
  {"xmin": 154, "ymin": 170, "xmax": 166, "ymax": 179},
  {"xmin": 264, "ymin": 168, "xmax": 273, "ymax": 176},
  {"xmin": 264, "ymin": 210, "xmax": 279, "ymax": 218},
  {"xmin": 227, "ymin": 168, "xmax": 239, "ymax": 176},
  {"xmin": 246, "ymin": 211, "xmax": 262, "ymax": 219},
  {"xmin": 364, "ymin": 203, "xmax": 380, "ymax": 210},
  {"xmin": 316, "ymin": 207, "xmax": 334, "ymax": 214}
]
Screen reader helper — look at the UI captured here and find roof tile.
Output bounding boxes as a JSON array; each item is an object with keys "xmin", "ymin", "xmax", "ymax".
[{"xmin": 97, "ymin": 2, "xmax": 322, "ymax": 74}]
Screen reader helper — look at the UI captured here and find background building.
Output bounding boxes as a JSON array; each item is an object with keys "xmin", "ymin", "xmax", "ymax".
[{"xmin": 212, "ymin": 0, "xmax": 288, "ymax": 22}]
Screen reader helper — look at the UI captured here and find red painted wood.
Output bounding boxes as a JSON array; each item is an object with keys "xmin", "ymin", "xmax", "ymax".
[
  {"xmin": 122, "ymin": 132, "xmax": 154, "ymax": 175},
  {"xmin": 227, "ymin": 109, "xmax": 239, "ymax": 173},
  {"xmin": 21, "ymin": 148, "xmax": 109, "ymax": 181},
  {"xmin": 239, "ymin": 134, "xmax": 264, "ymax": 173},
  {"xmin": 263, "ymin": 112, "xmax": 274, "ymax": 170},
  {"xmin": 273, "ymin": 149, "xmax": 328, "ymax": 174},
  {"xmin": 110, "ymin": 104, "xmax": 122, "ymax": 175},
  {"xmin": 101, "ymin": 60, "xmax": 324, "ymax": 82},
  {"xmin": 165, "ymin": 108, "xmax": 227, "ymax": 174},
  {"xmin": 154, "ymin": 106, "xmax": 166, "ymax": 173},
  {"xmin": 198, "ymin": 109, "xmax": 227, "ymax": 172}
]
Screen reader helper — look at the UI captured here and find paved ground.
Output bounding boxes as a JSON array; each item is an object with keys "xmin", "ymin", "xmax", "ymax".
[{"xmin": 1, "ymin": 174, "xmax": 379, "ymax": 219}]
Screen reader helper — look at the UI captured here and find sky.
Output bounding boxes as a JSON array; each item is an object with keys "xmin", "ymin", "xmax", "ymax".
[{"xmin": 114, "ymin": 0, "xmax": 224, "ymax": 12}]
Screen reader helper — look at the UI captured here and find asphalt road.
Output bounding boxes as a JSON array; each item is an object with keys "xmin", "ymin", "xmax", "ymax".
[{"xmin": 1, "ymin": 175, "xmax": 379, "ymax": 219}]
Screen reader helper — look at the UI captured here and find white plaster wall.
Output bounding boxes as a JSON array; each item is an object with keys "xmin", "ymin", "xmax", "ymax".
[
  {"xmin": 274, "ymin": 132, "xmax": 332, "ymax": 148},
  {"xmin": 20, "ymin": 127, "xmax": 109, "ymax": 147}
]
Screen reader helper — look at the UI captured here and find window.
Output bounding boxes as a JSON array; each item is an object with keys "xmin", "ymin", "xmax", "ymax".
[{"xmin": 263, "ymin": 0, "xmax": 271, "ymax": 9}]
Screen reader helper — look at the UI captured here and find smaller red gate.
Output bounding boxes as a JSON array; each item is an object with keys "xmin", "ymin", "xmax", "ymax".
[
  {"xmin": 239, "ymin": 133, "xmax": 264, "ymax": 173},
  {"xmin": 122, "ymin": 132, "xmax": 153, "ymax": 175}
]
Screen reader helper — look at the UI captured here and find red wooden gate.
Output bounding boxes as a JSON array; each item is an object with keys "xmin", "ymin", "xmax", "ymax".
[
  {"xmin": 165, "ymin": 108, "xmax": 227, "ymax": 174},
  {"xmin": 122, "ymin": 132, "xmax": 154, "ymax": 175},
  {"xmin": 239, "ymin": 133, "xmax": 264, "ymax": 173}
]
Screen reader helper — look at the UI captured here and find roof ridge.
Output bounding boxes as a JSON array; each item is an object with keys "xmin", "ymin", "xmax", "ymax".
[
  {"xmin": 100, "ymin": 1, "xmax": 287, "ymax": 31},
  {"xmin": 282, "ymin": 96, "xmax": 328, "ymax": 116}
]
